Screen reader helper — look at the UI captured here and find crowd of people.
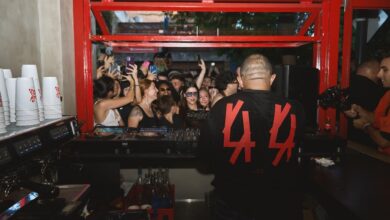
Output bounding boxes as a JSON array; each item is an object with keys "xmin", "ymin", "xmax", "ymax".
[
  {"xmin": 93, "ymin": 49, "xmax": 390, "ymax": 157},
  {"xmin": 92, "ymin": 50, "xmax": 390, "ymax": 219},
  {"xmin": 93, "ymin": 51, "xmax": 239, "ymax": 129}
]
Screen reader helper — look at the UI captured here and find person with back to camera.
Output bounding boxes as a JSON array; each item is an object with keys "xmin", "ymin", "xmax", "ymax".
[
  {"xmin": 128, "ymin": 79, "xmax": 159, "ymax": 128},
  {"xmin": 211, "ymin": 71, "xmax": 239, "ymax": 107},
  {"xmin": 346, "ymin": 55, "xmax": 390, "ymax": 155},
  {"xmin": 198, "ymin": 54, "xmax": 306, "ymax": 220},
  {"xmin": 93, "ymin": 64, "xmax": 138, "ymax": 126}
]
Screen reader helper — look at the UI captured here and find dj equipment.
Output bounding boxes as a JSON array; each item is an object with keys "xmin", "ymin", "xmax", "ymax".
[{"xmin": 66, "ymin": 127, "xmax": 200, "ymax": 158}]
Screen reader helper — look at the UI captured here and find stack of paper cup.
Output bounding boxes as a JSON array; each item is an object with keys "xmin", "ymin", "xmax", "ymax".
[
  {"xmin": 42, "ymin": 77, "xmax": 62, "ymax": 119},
  {"xmin": 15, "ymin": 77, "xmax": 39, "ymax": 126},
  {"xmin": 0, "ymin": 70, "xmax": 10, "ymax": 125},
  {"xmin": 21, "ymin": 65, "xmax": 44, "ymax": 121},
  {"xmin": 5, "ymin": 78, "xmax": 16, "ymax": 123},
  {"xmin": 0, "ymin": 94, "xmax": 7, "ymax": 133},
  {"xmin": 2, "ymin": 69, "xmax": 12, "ymax": 79}
]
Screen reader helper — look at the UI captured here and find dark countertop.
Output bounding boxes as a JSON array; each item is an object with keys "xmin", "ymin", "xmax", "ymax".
[{"xmin": 306, "ymin": 148, "xmax": 390, "ymax": 220}]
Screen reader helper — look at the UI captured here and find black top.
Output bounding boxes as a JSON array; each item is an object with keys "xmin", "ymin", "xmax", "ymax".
[
  {"xmin": 348, "ymin": 75, "xmax": 385, "ymax": 144},
  {"xmin": 350, "ymin": 75, "xmax": 385, "ymax": 111},
  {"xmin": 137, "ymin": 105, "xmax": 159, "ymax": 128},
  {"xmin": 159, "ymin": 114, "xmax": 185, "ymax": 129},
  {"xmin": 198, "ymin": 89, "xmax": 306, "ymax": 219},
  {"xmin": 117, "ymin": 103, "xmax": 133, "ymax": 123},
  {"xmin": 182, "ymin": 108, "xmax": 209, "ymax": 128}
]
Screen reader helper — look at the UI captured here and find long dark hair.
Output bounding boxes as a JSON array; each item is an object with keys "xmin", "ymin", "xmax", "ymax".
[
  {"xmin": 179, "ymin": 82, "xmax": 200, "ymax": 112},
  {"xmin": 93, "ymin": 76, "xmax": 115, "ymax": 99}
]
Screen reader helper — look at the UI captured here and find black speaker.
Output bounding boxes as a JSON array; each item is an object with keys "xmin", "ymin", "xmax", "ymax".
[{"xmin": 272, "ymin": 65, "xmax": 319, "ymax": 129}]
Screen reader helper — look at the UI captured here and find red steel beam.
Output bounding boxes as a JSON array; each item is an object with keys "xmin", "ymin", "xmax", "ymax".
[
  {"xmin": 92, "ymin": 8, "xmax": 110, "ymax": 35},
  {"xmin": 317, "ymin": 0, "xmax": 330, "ymax": 131},
  {"xmin": 106, "ymin": 41, "xmax": 309, "ymax": 48},
  {"xmin": 339, "ymin": 0, "xmax": 353, "ymax": 138},
  {"xmin": 352, "ymin": 0, "xmax": 390, "ymax": 9},
  {"xmin": 317, "ymin": 0, "xmax": 341, "ymax": 133},
  {"xmin": 326, "ymin": 0, "xmax": 341, "ymax": 134},
  {"xmin": 91, "ymin": 2, "xmax": 322, "ymax": 12},
  {"xmin": 297, "ymin": 11, "xmax": 318, "ymax": 36},
  {"xmin": 74, "ymin": 0, "xmax": 94, "ymax": 132},
  {"xmin": 90, "ymin": 35, "xmax": 319, "ymax": 42},
  {"xmin": 318, "ymin": 0, "xmax": 341, "ymax": 133}
]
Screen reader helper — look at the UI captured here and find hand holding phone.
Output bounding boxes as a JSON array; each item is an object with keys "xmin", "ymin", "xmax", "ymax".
[
  {"xmin": 126, "ymin": 56, "xmax": 135, "ymax": 68},
  {"xmin": 197, "ymin": 54, "xmax": 201, "ymax": 63},
  {"xmin": 149, "ymin": 65, "xmax": 158, "ymax": 75}
]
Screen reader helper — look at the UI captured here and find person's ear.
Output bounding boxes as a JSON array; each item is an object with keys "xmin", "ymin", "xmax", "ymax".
[
  {"xmin": 236, "ymin": 67, "xmax": 244, "ymax": 88},
  {"xmin": 270, "ymin": 73, "xmax": 276, "ymax": 85}
]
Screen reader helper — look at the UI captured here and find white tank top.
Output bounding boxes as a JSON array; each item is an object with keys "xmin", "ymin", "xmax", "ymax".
[{"xmin": 94, "ymin": 100, "xmax": 121, "ymax": 126}]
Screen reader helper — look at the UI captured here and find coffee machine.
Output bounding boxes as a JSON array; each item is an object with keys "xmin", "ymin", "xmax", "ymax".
[{"xmin": 0, "ymin": 116, "xmax": 88, "ymax": 220}]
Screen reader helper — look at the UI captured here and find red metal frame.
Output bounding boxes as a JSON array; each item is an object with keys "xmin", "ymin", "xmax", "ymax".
[
  {"xmin": 106, "ymin": 42, "xmax": 310, "ymax": 48},
  {"xmin": 297, "ymin": 11, "xmax": 319, "ymax": 36},
  {"xmin": 74, "ymin": 0, "xmax": 348, "ymax": 132},
  {"xmin": 338, "ymin": 0, "xmax": 390, "ymax": 137},
  {"xmin": 74, "ymin": 0, "xmax": 94, "ymax": 131}
]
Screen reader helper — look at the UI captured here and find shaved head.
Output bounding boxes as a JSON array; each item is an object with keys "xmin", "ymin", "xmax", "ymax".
[
  {"xmin": 356, "ymin": 59, "xmax": 380, "ymax": 83},
  {"xmin": 240, "ymin": 54, "xmax": 273, "ymax": 80}
]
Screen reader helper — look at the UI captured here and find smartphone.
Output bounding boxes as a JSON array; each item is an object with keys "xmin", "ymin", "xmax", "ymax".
[
  {"xmin": 149, "ymin": 65, "xmax": 158, "ymax": 75},
  {"xmin": 109, "ymin": 63, "xmax": 119, "ymax": 73},
  {"xmin": 126, "ymin": 56, "xmax": 135, "ymax": 68},
  {"xmin": 197, "ymin": 54, "xmax": 201, "ymax": 63}
]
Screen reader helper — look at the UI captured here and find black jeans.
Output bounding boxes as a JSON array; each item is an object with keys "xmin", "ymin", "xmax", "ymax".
[
  {"xmin": 213, "ymin": 192, "xmax": 303, "ymax": 220},
  {"xmin": 214, "ymin": 195, "xmax": 255, "ymax": 220}
]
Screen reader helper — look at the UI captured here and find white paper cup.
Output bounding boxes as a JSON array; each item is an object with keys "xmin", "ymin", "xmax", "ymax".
[
  {"xmin": 42, "ymin": 77, "xmax": 61, "ymax": 106},
  {"xmin": 43, "ymin": 114, "xmax": 62, "ymax": 119},
  {"xmin": 33, "ymin": 78, "xmax": 42, "ymax": 102},
  {"xmin": 16, "ymin": 119, "xmax": 40, "ymax": 126},
  {"xmin": 43, "ymin": 105, "xmax": 61, "ymax": 108},
  {"xmin": 43, "ymin": 106, "xmax": 62, "ymax": 111},
  {"xmin": 16, "ymin": 110, "xmax": 39, "ymax": 116},
  {"xmin": 3, "ymin": 69, "xmax": 12, "ymax": 79},
  {"xmin": 44, "ymin": 112, "xmax": 62, "ymax": 116},
  {"xmin": 5, "ymin": 78, "xmax": 16, "ymax": 108},
  {"xmin": 0, "ymin": 70, "xmax": 9, "ymax": 102},
  {"xmin": 15, "ymin": 111, "xmax": 39, "ymax": 117},
  {"xmin": 16, "ymin": 114, "xmax": 39, "ymax": 120},
  {"xmin": 15, "ymin": 77, "xmax": 39, "ymax": 111},
  {"xmin": 21, "ymin": 65, "xmax": 39, "ymax": 79}
]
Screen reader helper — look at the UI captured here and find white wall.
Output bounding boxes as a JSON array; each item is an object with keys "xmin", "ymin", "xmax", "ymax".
[
  {"xmin": 0, "ymin": 0, "xmax": 41, "ymax": 76},
  {"xmin": 0, "ymin": 0, "xmax": 76, "ymax": 115}
]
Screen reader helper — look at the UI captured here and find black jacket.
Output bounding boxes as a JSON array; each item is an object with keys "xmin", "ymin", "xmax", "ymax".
[{"xmin": 199, "ymin": 89, "xmax": 306, "ymax": 219}]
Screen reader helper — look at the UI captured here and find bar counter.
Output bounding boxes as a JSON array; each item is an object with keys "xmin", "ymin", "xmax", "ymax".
[
  {"xmin": 62, "ymin": 134, "xmax": 390, "ymax": 219},
  {"xmin": 306, "ymin": 148, "xmax": 390, "ymax": 220}
]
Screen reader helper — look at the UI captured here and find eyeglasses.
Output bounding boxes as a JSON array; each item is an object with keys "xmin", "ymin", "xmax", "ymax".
[
  {"xmin": 185, "ymin": 92, "xmax": 198, "ymax": 97},
  {"xmin": 159, "ymin": 88, "xmax": 170, "ymax": 92}
]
